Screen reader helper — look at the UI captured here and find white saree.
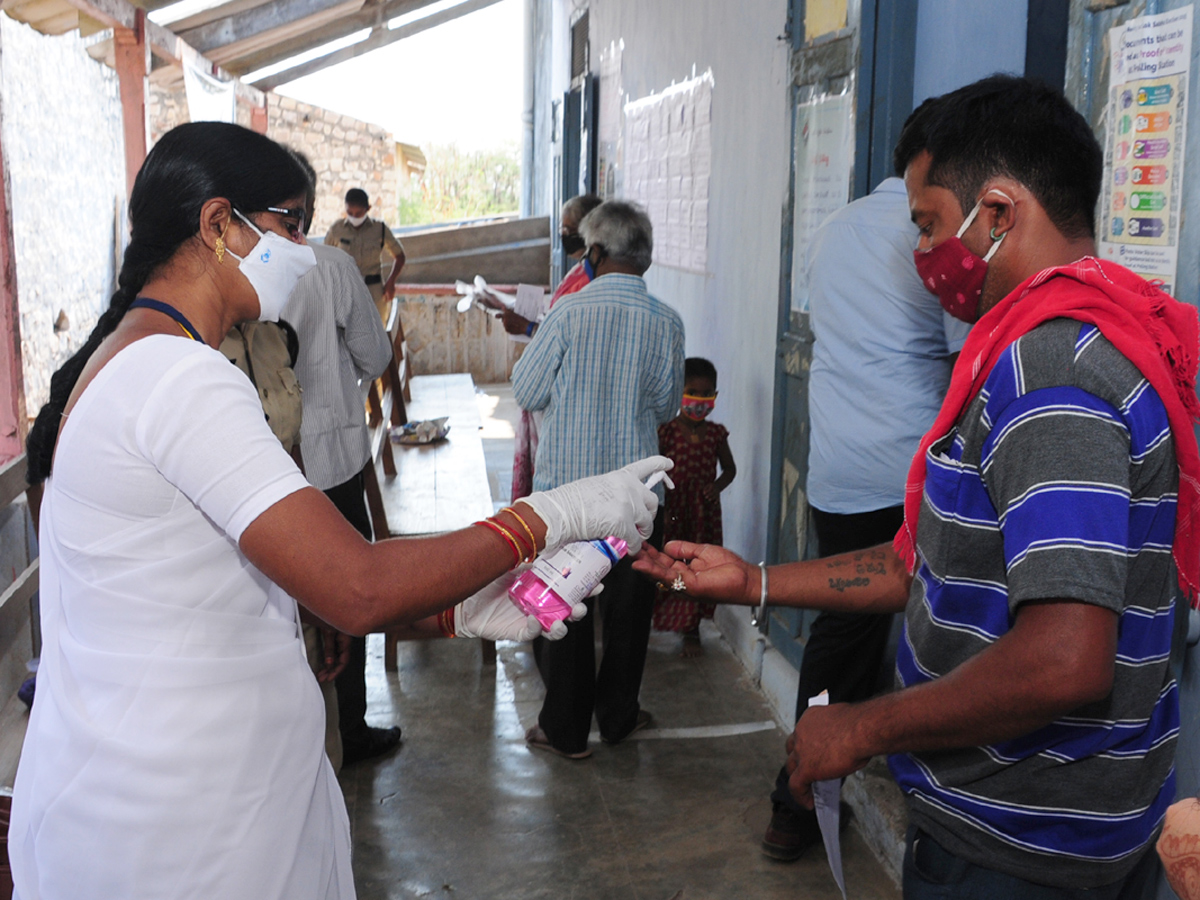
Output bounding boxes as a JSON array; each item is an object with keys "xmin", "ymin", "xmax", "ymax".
[{"xmin": 9, "ymin": 336, "xmax": 354, "ymax": 899}]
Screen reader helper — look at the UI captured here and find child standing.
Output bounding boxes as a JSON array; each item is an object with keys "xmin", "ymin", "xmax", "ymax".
[{"xmin": 653, "ymin": 357, "xmax": 737, "ymax": 656}]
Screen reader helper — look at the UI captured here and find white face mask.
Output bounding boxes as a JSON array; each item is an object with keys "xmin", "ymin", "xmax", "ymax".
[
  {"xmin": 228, "ymin": 210, "xmax": 317, "ymax": 322},
  {"xmin": 346, "ymin": 214, "xmax": 367, "ymax": 227}
]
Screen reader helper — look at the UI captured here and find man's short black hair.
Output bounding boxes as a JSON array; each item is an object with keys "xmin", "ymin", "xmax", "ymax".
[
  {"xmin": 893, "ymin": 75, "xmax": 1102, "ymax": 239},
  {"xmin": 685, "ymin": 357, "xmax": 717, "ymax": 385},
  {"xmin": 345, "ymin": 188, "xmax": 369, "ymax": 206}
]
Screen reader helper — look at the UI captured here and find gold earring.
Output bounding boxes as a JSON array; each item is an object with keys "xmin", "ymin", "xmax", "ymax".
[{"xmin": 215, "ymin": 232, "xmax": 226, "ymax": 264}]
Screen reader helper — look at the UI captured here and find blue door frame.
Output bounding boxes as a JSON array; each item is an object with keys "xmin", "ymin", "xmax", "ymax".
[
  {"xmin": 765, "ymin": 0, "xmax": 920, "ymax": 670},
  {"xmin": 766, "ymin": 0, "xmax": 1070, "ymax": 672}
]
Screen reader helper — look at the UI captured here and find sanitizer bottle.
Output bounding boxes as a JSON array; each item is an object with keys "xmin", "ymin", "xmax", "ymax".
[{"xmin": 509, "ymin": 536, "xmax": 629, "ymax": 630}]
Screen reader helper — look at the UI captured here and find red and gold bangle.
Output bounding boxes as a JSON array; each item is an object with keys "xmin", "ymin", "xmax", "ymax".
[
  {"xmin": 492, "ymin": 518, "xmax": 534, "ymax": 562},
  {"xmin": 489, "ymin": 513, "xmax": 537, "ymax": 564},
  {"xmin": 501, "ymin": 506, "xmax": 539, "ymax": 561},
  {"xmin": 475, "ymin": 518, "xmax": 523, "ymax": 566},
  {"xmin": 437, "ymin": 606, "xmax": 456, "ymax": 638}
]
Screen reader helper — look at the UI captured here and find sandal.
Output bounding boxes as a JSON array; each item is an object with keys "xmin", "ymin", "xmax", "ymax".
[
  {"xmin": 601, "ymin": 709, "xmax": 653, "ymax": 745},
  {"xmin": 525, "ymin": 725, "xmax": 592, "ymax": 759}
]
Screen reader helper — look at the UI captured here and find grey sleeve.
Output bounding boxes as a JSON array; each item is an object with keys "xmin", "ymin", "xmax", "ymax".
[{"xmin": 337, "ymin": 258, "xmax": 393, "ymax": 381}]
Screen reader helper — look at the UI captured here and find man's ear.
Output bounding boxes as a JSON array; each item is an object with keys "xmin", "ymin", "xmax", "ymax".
[{"xmin": 980, "ymin": 180, "xmax": 1024, "ymax": 240}]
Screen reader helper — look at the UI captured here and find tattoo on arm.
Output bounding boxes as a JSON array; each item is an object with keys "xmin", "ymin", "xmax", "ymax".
[
  {"xmin": 825, "ymin": 549, "xmax": 887, "ymax": 572},
  {"xmin": 828, "ymin": 577, "xmax": 870, "ymax": 592}
]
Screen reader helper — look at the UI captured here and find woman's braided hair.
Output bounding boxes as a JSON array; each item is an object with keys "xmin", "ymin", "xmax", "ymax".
[{"xmin": 25, "ymin": 122, "xmax": 310, "ymax": 484}]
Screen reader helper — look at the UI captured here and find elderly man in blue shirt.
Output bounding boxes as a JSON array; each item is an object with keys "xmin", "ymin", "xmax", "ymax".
[{"xmin": 513, "ymin": 200, "xmax": 685, "ymax": 759}]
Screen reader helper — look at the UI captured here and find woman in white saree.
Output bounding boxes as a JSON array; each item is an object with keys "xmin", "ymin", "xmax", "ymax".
[{"xmin": 10, "ymin": 123, "xmax": 668, "ymax": 900}]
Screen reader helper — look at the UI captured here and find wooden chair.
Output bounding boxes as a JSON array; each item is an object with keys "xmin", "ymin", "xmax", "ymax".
[{"xmin": 363, "ymin": 298, "xmax": 411, "ymax": 542}]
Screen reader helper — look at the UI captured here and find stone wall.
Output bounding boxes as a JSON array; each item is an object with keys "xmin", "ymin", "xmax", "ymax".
[
  {"xmin": 148, "ymin": 85, "xmax": 399, "ymax": 238},
  {"xmin": 1, "ymin": 17, "xmax": 126, "ymax": 416},
  {"xmin": 266, "ymin": 93, "xmax": 398, "ymax": 238},
  {"xmin": 148, "ymin": 78, "xmax": 254, "ymax": 145}
]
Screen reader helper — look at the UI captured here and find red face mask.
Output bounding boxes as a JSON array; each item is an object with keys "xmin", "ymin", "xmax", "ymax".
[
  {"xmin": 681, "ymin": 394, "xmax": 716, "ymax": 421},
  {"xmin": 913, "ymin": 190, "xmax": 1012, "ymax": 322}
]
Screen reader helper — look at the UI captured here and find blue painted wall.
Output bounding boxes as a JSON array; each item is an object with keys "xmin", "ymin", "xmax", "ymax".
[{"xmin": 912, "ymin": 0, "xmax": 1028, "ymax": 106}]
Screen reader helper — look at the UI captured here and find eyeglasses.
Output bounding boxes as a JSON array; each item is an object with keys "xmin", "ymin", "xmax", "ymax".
[{"xmin": 264, "ymin": 206, "xmax": 306, "ymax": 240}]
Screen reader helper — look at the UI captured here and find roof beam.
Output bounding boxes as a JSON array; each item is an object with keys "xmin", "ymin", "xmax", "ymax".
[
  {"xmin": 218, "ymin": 0, "xmax": 433, "ymax": 74},
  {"xmin": 57, "ymin": 0, "xmax": 266, "ymax": 105},
  {"xmin": 252, "ymin": 0, "xmax": 504, "ymax": 90},
  {"xmin": 177, "ymin": 0, "xmax": 362, "ymax": 55},
  {"xmin": 153, "ymin": 0, "xmax": 276, "ymax": 32},
  {"xmin": 59, "ymin": 0, "xmax": 179, "ymax": 60}
]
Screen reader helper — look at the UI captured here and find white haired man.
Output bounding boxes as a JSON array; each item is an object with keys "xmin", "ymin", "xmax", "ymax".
[{"xmin": 512, "ymin": 200, "xmax": 685, "ymax": 758}]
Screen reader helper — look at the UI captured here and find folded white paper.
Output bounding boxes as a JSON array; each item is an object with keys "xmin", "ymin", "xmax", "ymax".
[
  {"xmin": 808, "ymin": 691, "xmax": 846, "ymax": 898},
  {"xmin": 514, "ymin": 283, "xmax": 545, "ymax": 321}
]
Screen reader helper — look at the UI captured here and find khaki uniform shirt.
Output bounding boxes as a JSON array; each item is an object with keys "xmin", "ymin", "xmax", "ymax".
[{"xmin": 324, "ymin": 216, "xmax": 405, "ymax": 281}]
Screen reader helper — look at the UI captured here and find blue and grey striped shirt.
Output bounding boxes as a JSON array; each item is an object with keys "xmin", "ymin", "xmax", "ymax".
[
  {"xmin": 893, "ymin": 319, "xmax": 1179, "ymax": 888},
  {"xmin": 511, "ymin": 273, "xmax": 685, "ymax": 492}
]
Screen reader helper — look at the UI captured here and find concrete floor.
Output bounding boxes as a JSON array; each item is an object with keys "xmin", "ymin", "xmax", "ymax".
[{"xmin": 337, "ymin": 383, "xmax": 900, "ymax": 900}]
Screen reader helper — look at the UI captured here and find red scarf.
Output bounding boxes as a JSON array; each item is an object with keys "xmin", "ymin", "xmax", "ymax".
[
  {"xmin": 893, "ymin": 257, "xmax": 1200, "ymax": 604},
  {"xmin": 550, "ymin": 261, "xmax": 591, "ymax": 307}
]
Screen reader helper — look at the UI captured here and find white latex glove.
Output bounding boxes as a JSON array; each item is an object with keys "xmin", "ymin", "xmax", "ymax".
[
  {"xmin": 453, "ymin": 569, "xmax": 593, "ymax": 641},
  {"xmin": 523, "ymin": 455, "xmax": 674, "ymax": 555}
]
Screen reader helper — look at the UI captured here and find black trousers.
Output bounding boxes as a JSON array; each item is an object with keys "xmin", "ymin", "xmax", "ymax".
[
  {"xmin": 325, "ymin": 470, "xmax": 376, "ymax": 743},
  {"xmin": 770, "ymin": 504, "xmax": 905, "ymax": 817},
  {"xmin": 533, "ymin": 555, "xmax": 657, "ymax": 754}
]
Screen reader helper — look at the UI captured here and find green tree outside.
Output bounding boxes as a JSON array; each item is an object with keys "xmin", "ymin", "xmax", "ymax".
[{"xmin": 398, "ymin": 142, "xmax": 520, "ymax": 225}]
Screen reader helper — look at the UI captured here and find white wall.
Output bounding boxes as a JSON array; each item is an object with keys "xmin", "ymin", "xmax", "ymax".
[
  {"xmin": 584, "ymin": 0, "xmax": 792, "ymax": 568},
  {"xmin": 1, "ymin": 18, "xmax": 126, "ymax": 415}
]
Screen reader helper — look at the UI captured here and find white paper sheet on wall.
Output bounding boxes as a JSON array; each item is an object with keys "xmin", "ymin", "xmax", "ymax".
[
  {"xmin": 623, "ymin": 70, "xmax": 714, "ymax": 274},
  {"xmin": 598, "ymin": 41, "xmax": 625, "ymax": 200},
  {"xmin": 790, "ymin": 91, "xmax": 854, "ymax": 312}
]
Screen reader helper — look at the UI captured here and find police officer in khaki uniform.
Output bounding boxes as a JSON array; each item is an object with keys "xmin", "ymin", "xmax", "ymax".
[{"xmin": 324, "ymin": 187, "xmax": 406, "ymax": 320}]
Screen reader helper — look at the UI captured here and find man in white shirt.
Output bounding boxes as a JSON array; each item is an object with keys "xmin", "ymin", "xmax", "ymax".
[
  {"xmin": 762, "ymin": 176, "xmax": 968, "ymax": 860},
  {"xmin": 285, "ymin": 152, "xmax": 398, "ymax": 765}
]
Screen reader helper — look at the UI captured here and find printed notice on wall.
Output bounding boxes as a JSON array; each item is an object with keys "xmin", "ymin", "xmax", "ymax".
[
  {"xmin": 1099, "ymin": 5, "xmax": 1192, "ymax": 293},
  {"xmin": 791, "ymin": 91, "xmax": 854, "ymax": 312},
  {"xmin": 597, "ymin": 41, "xmax": 624, "ymax": 200},
  {"xmin": 623, "ymin": 71, "xmax": 713, "ymax": 273}
]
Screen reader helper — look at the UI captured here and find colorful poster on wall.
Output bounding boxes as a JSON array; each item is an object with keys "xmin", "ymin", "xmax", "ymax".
[
  {"xmin": 1099, "ymin": 5, "xmax": 1192, "ymax": 293},
  {"xmin": 791, "ymin": 91, "xmax": 854, "ymax": 312}
]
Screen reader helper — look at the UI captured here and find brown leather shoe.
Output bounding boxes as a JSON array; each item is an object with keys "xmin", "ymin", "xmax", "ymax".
[{"xmin": 761, "ymin": 806, "xmax": 822, "ymax": 861}]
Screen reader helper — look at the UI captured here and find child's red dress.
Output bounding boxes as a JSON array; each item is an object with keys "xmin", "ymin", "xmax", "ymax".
[{"xmin": 653, "ymin": 418, "xmax": 728, "ymax": 632}]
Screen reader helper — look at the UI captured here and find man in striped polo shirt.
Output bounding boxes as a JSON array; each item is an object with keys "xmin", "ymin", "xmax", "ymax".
[{"xmin": 636, "ymin": 75, "xmax": 1200, "ymax": 896}]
